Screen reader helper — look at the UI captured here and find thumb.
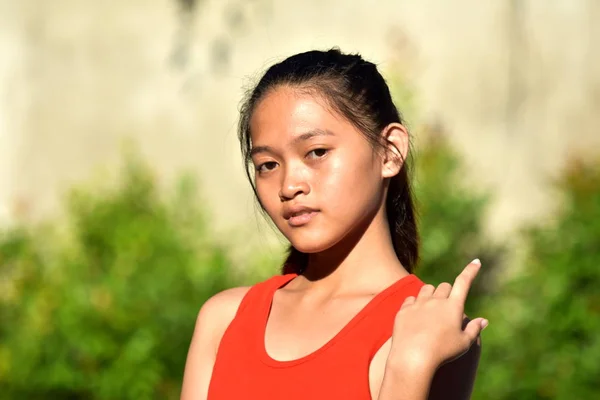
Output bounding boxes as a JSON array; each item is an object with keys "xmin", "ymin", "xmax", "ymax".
[{"xmin": 463, "ymin": 317, "xmax": 488, "ymax": 342}]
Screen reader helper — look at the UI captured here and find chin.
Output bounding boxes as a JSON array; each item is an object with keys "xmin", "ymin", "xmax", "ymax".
[{"xmin": 286, "ymin": 230, "xmax": 341, "ymax": 254}]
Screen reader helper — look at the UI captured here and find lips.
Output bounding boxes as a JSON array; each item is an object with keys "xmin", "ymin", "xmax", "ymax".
[
  {"xmin": 283, "ymin": 205, "xmax": 319, "ymax": 220},
  {"xmin": 283, "ymin": 205, "xmax": 319, "ymax": 227},
  {"xmin": 288, "ymin": 211, "xmax": 318, "ymax": 226}
]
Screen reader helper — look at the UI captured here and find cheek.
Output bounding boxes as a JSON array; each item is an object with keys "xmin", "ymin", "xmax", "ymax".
[
  {"xmin": 256, "ymin": 180, "xmax": 281, "ymax": 218},
  {"xmin": 319, "ymin": 151, "xmax": 381, "ymax": 213}
]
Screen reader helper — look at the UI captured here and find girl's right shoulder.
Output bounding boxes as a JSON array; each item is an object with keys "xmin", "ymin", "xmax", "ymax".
[
  {"xmin": 197, "ymin": 286, "xmax": 252, "ymax": 335},
  {"xmin": 197, "ymin": 273, "xmax": 283, "ymax": 339},
  {"xmin": 181, "ymin": 286, "xmax": 253, "ymax": 400},
  {"xmin": 181, "ymin": 277, "xmax": 283, "ymax": 398}
]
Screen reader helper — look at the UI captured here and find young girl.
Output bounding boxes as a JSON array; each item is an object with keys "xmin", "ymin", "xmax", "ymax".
[{"xmin": 181, "ymin": 48, "xmax": 487, "ymax": 400}]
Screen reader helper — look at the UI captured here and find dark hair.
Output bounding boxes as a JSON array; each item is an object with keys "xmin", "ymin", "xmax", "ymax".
[{"xmin": 238, "ymin": 48, "xmax": 419, "ymax": 274}]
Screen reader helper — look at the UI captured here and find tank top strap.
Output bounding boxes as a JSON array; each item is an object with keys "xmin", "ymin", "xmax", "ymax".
[
  {"xmin": 346, "ymin": 274, "xmax": 425, "ymax": 361},
  {"xmin": 233, "ymin": 273, "xmax": 298, "ymax": 323}
]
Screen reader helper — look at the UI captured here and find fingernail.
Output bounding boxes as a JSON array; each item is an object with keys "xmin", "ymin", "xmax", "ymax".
[
  {"xmin": 471, "ymin": 258, "xmax": 481, "ymax": 265},
  {"xmin": 481, "ymin": 319, "xmax": 489, "ymax": 330}
]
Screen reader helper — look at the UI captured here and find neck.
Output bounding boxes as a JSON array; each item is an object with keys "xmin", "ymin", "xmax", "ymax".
[{"xmin": 298, "ymin": 205, "xmax": 410, "ymax": 294}]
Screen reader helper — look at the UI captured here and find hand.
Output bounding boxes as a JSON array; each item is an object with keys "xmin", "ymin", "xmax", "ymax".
[{"xmin": 387, "ymin": 259, "xmax": 488, "ymax": 371}]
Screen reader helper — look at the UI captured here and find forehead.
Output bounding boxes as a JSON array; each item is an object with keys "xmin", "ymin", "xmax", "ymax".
[{"xmin": 249, "ymin": 86, "xmax": 346, "ymax": 143}]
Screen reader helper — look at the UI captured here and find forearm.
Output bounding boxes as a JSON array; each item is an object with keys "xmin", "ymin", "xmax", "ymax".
[{"xmin": 376, "ymin": 356, "xmax": 437, "ymax": 400}]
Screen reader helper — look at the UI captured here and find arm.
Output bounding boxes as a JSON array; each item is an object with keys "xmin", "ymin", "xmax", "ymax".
[
  {"xmin": 376, "ymin": 357, "xmax": 435, "ymax": 400},
  {"xmin": 375, "ymin": 260, "xmax": 487, "ymax": 400},
  {"xmin": 180, "ymin": 286, "xmax": 250, "ymax": 400},
  {"xmin": 375, "ymin": 332, "xmax": 481, "ymax": 400},
  {"xmin": 428, "ymin": 333, "xmax": 481, "ymax": 399}
]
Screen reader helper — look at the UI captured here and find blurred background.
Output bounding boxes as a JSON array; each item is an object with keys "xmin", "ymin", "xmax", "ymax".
[{"xmin": 0, "ymin": 0, "xmax": 598, "ymax": 398}]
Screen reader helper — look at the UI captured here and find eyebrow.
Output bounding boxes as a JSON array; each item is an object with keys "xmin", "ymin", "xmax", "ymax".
[
  {"xmin": 249, "ymin": 129, "xmax": 335, "ymax": 158},
  {"xmin": 292, "ymin": 128, "xmax": 335, "ymax": 144}
]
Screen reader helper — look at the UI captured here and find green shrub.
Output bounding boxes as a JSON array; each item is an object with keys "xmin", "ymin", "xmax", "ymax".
[
  {"xmin": 387, "ymin": 73, "xmax": 502, "ymax": 311},
  {"xmin": 0, "ymin": 154, "xmax": 241, "ymax": 399},
  {"xmin": 6, "ymin": 122, "xmax": 598, "ymax": 400},
  {"xmin": 412, "ymin": 129, "xmax": 503, "ymax": 312},
  {"xmin": 474, "ymin": 158, "xmax": 600, "ymax": 399}
]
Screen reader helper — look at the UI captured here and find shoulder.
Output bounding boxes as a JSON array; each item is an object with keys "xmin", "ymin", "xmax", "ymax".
[
  {"xmin": 180, "ymin": 286, "xmax": 252, "ymax": 400},
  {"xmin": 196, "ymin": 286, "xmax": 253, "ymax": 338},
  {"xmin": 198, "ymin": 273, "xmax": 287, "ymax": 329},
  {"xmin": 201, "ymin": 285, "xmax": 252, "ymax": 312}
]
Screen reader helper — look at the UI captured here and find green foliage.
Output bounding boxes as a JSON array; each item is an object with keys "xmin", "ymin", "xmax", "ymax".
[
  {"xmin": 0, "ymin": 154, "xmax": 240, "ymax": 399},
  {"xmin": 387, "ymin": 71, "xmax": 502, "ymax": 311},
  {"xmin": 412, "ymin": 130, "xmax": 503, "ymax": 312},
  {"xmin": 473, "ymin": 158, "xmax": 600, "ymax": 399},
  {"xmin": 1, "ymin": 128, "xmax": 599, "ymax": 399}
]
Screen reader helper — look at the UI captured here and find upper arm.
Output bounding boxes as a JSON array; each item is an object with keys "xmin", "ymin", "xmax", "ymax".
[
  {"xmin": 180, "ymin": 286, "xmax": 250, "ymax": 400},
  {"xmin": 369, "ymin": 316, "xmax": 482, "ymax": 400},
  {"xmin": 428, "ymin": 317, "xmax": 482, "ymax": 400}
]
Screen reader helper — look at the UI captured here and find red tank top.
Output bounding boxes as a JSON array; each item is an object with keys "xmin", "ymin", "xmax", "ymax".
[{"xmin": 207, "ymin": 273, "xmax": 425, "ymax": 400}]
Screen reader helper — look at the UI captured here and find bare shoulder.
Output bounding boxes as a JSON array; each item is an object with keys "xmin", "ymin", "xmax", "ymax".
[
  {"xmin": 198, "ymin": 286, "xmax": 253, "ymax": 329},
  {"xmin": 180, "ymin": 286, "xmax": 251, "ymax": 400}
]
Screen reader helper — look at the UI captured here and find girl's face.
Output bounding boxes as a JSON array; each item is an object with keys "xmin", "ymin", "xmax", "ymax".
[{"xmin": 249, "ymin": 86, "xmax": 387, "ymax": 253}]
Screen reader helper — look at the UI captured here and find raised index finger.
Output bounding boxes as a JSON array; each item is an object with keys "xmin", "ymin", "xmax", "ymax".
[{"xmin": 449, "ymin": 259, "xmax": 481, "ymax": 304}]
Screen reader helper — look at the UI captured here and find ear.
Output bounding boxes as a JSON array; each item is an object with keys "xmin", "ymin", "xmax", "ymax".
[{"xmin": 381, "ymin": 123, "xmax": 409, "ymax": 178}]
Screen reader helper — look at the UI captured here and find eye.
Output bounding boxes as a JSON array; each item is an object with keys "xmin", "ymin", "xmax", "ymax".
[
  {"xmin": 307, "ymin": 148, "xmax": 329, "ymax": 159},
  {"xmin": 257, "ymin": 161, "xmax": 278, "ymax": 173}
]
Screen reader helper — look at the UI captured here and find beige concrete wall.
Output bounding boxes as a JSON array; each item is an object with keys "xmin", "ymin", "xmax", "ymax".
[{"xmin": 1, "ymin": 0, "xmax": 598, "ymax": 245}]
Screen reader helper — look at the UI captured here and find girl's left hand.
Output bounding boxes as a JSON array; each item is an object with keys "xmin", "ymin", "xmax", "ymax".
[{"xmin": 387, "ymin": 259, "xmax": 488, "ymax": 371}]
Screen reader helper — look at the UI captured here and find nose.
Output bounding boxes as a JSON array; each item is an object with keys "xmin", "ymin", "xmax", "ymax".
[{"xmin": 279, "ymin": 165, "xmax": 310, "ymax": 201}]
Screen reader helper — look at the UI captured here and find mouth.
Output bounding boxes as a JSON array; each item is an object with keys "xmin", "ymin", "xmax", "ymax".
[
  {"xmin": 287, "ymin": 210, "xmax": 318, "ymax": 227},
  {"xmin": 283, "ymin": 206, "xmax": 320, "ymax": 227}
]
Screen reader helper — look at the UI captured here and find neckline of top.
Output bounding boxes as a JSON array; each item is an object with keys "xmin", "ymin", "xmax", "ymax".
[{"xmin": 257, "ymin": 272, "xmax": 419, "ymax": 368}]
